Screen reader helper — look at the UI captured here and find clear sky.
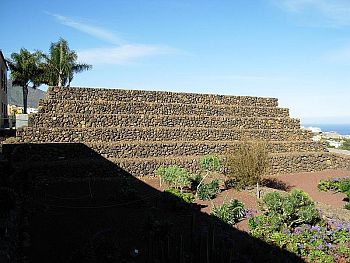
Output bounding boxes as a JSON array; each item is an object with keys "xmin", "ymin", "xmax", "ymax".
[{"xmin": 2, "ymin": 0, "xmax": 350, "ymax": 124}]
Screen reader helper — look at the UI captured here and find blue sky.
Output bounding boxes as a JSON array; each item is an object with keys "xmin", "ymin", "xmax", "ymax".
[{"xmin": 2, "ymin": 0, "xmax": 350, "ymax": 124}]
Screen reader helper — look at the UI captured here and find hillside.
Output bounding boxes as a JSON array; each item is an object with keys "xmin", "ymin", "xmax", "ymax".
[{"xmin": 7, "ymin": 80, "xmax": 46, "ymax": 108}]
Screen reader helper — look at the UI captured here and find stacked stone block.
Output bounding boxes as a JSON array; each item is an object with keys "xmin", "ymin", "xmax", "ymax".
[{"xmin": 11, "ymin": 86, "xmax": 349, "ymax": 177}]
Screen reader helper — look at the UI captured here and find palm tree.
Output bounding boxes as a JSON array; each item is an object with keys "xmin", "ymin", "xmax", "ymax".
[
  {"xmin": 43, "ymin": 38, "xmax": 92, "ymax": 87},
  {"xmin": 7, "ymin": 49, "xmax": 44, "ymax": 114}
]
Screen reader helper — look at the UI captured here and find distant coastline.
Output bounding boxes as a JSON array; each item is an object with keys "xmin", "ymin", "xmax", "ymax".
[{"xmin": 302, "ymin": 123, "xmax": 350, "ymax": 136}]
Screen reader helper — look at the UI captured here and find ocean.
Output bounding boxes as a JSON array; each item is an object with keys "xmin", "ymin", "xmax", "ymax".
[{"xmin": 302, "ymin": 124, "xmax": 350, "ymax": 136}]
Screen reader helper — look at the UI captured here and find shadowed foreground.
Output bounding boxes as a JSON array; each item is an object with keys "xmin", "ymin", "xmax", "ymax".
[{"xmin": 2, "ymin": 143, "xmax": 305, "ymax": 263}]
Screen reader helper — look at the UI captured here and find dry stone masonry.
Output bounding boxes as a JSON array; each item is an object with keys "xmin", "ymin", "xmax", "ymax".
[{"xmin": 10, "ymin": 86, "xmax": 350, "ymax": 177}]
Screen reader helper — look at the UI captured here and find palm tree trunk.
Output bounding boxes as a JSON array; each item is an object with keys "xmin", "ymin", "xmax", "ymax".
[
  {"xmin": 58, "ymin": 74, "xmax": 62, "ymax": 88},
  {"xmin": 23, "ymin": 85, "xmax": 28, "ymax": 114}
]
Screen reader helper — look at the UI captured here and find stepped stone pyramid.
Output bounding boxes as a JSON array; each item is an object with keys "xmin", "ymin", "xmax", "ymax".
[{"xmin": 13, "ymin": 86, "xmax": 350, "ymax": 177}]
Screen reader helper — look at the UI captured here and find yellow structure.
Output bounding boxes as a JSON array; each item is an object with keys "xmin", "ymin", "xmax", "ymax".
[{"xmin": 8, "ymin": 104, "xmax": 24, "ymax": 116}]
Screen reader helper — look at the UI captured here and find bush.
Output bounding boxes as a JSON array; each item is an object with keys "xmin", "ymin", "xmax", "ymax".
[
  {"xmin": 196, "ymin": 155, "xmax": 222, "ymax": 198},
  {"xmin": 224, "ymin": 179, "xmax": 236, "ymax": 189},
  {"xmin": 318, "ymin": 177, "xmax": 350, "ymax": 192},
  {"xmin": 249, "ymin": 216, "xmax": 350, "ymax": 262},
  {"xmin": 318, "ymin": 177, "xmax": 350, "ymax": 210},
  {"xmin": 318, "ymin": 179, "xmax": 341, "ymax": 192},
  {"xmin": 345, "ymin": 202, "xmax": 350, "ymax": 210},
  {"xmin": 189, "ymin": 174, "xmax": 203, "ymax": 190},
  {"xmin": 211, "ymin": 199, "xmax": 245, "ymax": 225},
  {"xmin": 197, "ymin": 179, "xmax": 220, "ymax": 201},
  {"xmin": 261, "ymin": 189, "xmax": 320, "ymax": 230},
  {"xmin": 340, "ymin": 138, "xmax": 350, "ymax": 150},
  {"xmin": 199, "ymin": 154, "xmax": 221, "ymax": 172},
  {"xmin": 155, "ymin": 165, "xmax": 191, "ymax": 192},
  {"xmin": 164, "ymin": 188, "xmax": 195, "ymax": 204},
  {"xmin": 339, "ymin": 179, "xmax": 350, "ymax": 193},
  {"xmin": 248, "ymin": 190, "xmax": 350, "ymax": 262},
  {"xmin": 225, "ymin": 141, "xmax": 269, "ymax": 189}
]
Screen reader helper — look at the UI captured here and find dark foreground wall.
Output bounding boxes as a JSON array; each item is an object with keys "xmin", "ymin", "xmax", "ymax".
[{"xmin": 1, "ymin": 142, "xmax": 307, "ymax": 263}]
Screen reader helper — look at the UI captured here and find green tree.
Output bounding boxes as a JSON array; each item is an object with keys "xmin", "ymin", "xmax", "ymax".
[
  {"xmin": 7, "ymin": 48, "xmax": 44, "ymax": 114},
  {"xmin": 42, "ymin": 38, "xmax": 92, "ymax": 87},
  {"xmin": 196, "ymin": 155, "xmax": 221, "ymax": 196},
  {"xmin": 155, "ymin": 165, "xmax": 190, "ymax": 192}
]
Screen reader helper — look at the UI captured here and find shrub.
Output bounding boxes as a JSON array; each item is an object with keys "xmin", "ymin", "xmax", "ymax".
[
  {"xmin": 197, "ymin": 179, "xmax": 220, "ymax": 201},
  {"xmin": 196, "ymin": 155, "xmax": 222, "ymax": 197},
  {"xmin": 225, "ymin": 141, "xmax": 269, "ymax": 189},
  {"xmin": 199, "ymin": 154, "xmax": 221, "ymax": 172},
  {"xmin": 345, "ymin": 202, "xmax": 350, "ymax": 210},
  {"xmin": 249, "ymin": 216, "xmax": 350, "ymax": 262},
  {"xmin": 340, "ymin": 138, "xmax": 350, "ymax": 151},
  {"xmin": 318, "ymin": 177, "xmax": 350, "ymax": 210},
  {"xmin": 155, "ymin": 166, "xmax": 173, "ymax": 185},
  {"xmin": 224, "ymin": 179, "xmax": 236, "ymax": 189},
  {"xmin": 339, "ymin": 179, "xmax": 350, "ymax": 193},
  {"xmin": 155, "ymin": 165, "xmax": 191, "ymax": 192},
  {"xmin": 261, "ymin": 189, "xmax": 320, "ymax": 230},
  {"xmin": 164, "ymin": 188, "xmax": 195, "ymax": 204},
  {"xmin": 318, "ymin": 177, "xmax": 350, "ymax": 192},
  {"xmin": 211, "ymin": 199, "xmax": 245, "ymax": 225},
  {"xmin": 318, "ymin": 179, "xmax": 341, "ymax": 192},
  {"xmin": 189, "ymin": 174, "xmax": 202, "ymax": 190},
  {"xmin": 249, "ymin": 190, "xmax": 350, "ymax": 262}
]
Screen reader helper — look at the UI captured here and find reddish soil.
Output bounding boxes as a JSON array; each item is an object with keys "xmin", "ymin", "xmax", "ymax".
[
  {"xmin": 143, "ymin": 177, "xmax": 259, "ymax": 231},
  {"xmin": 142, "ymin": 169, "xmax": 350, "ymax": 232},
  {"xmin": 268, "ymin": 169, "xmax": 350, "ymax": 209}
]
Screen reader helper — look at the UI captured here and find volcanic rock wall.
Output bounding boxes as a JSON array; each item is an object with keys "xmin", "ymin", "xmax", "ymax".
[{"xmin": 10, "ymin": 86, "xmax": 350, "ymax": 177}]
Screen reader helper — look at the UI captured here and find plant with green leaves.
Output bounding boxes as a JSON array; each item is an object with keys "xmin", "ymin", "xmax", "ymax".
[
  {"xmin": 249, "ymin": 211, "xmax": 350, "ymax": 262},
  {"xmin": 340, "ymin": 139, "xmax": 350, "ymax": 151},
  {"xmin": 318, "ymin": 177, "xmax": 350, "ymax": 209},
  {"xmin": 196, "ymin": 155, "xmax": 221, "ymax": 196},
  {"xmin": 197, "ymin": 179, "xmax": 220, "ymax": 200},
  {"xmin": 248, "ymin": 188, "xmax": 350, "ymax": 262},
  {"xmin": 189, "ymin": 173, "xmax": 202, "ymax": 190},
  {"xmin": 211, "ymin": 199, "xmax": 245, "ymax": 225},
  {"xmin": 199, "ymin": 154, "xmax": 221, "ymax": 172},
  {"xmin": 155, "ymin": 165, "xmax": 190, "ymax": 192},
  {"xmin": 261, "ymin": 189, "xmax": 320, "ymax": 230},
  {"xmin": 42, "ymin": 38, "xmax": 92, "ymax": 87},
  {"xmin": 7, "ymin": 49, "xmax": 45, "ymax": 113},
  {"xmin": 164, "ymin": 188, "xmax": 195, "ymax": 204}
]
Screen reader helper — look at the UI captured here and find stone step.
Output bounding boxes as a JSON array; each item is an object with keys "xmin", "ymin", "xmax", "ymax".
[
  {"xmin": 89, "ymin": 140, "xmax": 326, "ymax": 158},
  {"xmin": 3, "ymin": 140, "xmax": 326, "ymax": 161},
  {"xmin": 13, "ymin": 151, "xmax": 343, "ymax": 178},
  {"xmin": 29, "ymin": 113, "xmax": 300, "ymax": 130},
  {"xmin": 110, "ymin": 151, "xmax": 336, "ymax": 176},
  {"xmin": 46, "ymin": 86, "xmax": 279, "ymax": 107},
  {"xmin": 38, "ymin": 99, "xmax": 289, "ymax": 117},
  {"xmin": 17, "ymin": 127, "xmax": 313, "ymax": 143},
  {"xmin": 18, "ymin": 158, "xmax": 124, "ymax": 179}
]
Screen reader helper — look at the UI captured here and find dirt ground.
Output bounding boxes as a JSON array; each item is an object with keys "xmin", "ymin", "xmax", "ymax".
[
  {"xmin": 269, "ymin": 169, "xmax": 350, "ymax": 209},
  {"xmin": 142, "ymin": 169, "xmax": 350, "ymax": 232}
]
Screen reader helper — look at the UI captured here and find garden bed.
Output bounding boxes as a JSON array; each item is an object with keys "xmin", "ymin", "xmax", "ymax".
[{"xmin": 143, "ymin": 169, "xmax": 350, "ymax": 231}]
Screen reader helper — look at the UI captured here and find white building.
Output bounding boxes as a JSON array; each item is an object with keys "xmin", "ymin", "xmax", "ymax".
[{"xmin": 327, "ymin": 140, "xmax": 344, "ymax": 148}]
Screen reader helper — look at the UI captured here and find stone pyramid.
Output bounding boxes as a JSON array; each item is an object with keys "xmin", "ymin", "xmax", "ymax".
[{"xmin": 14, "ymin": 86, "xmax": 349, "ymax": 177}]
